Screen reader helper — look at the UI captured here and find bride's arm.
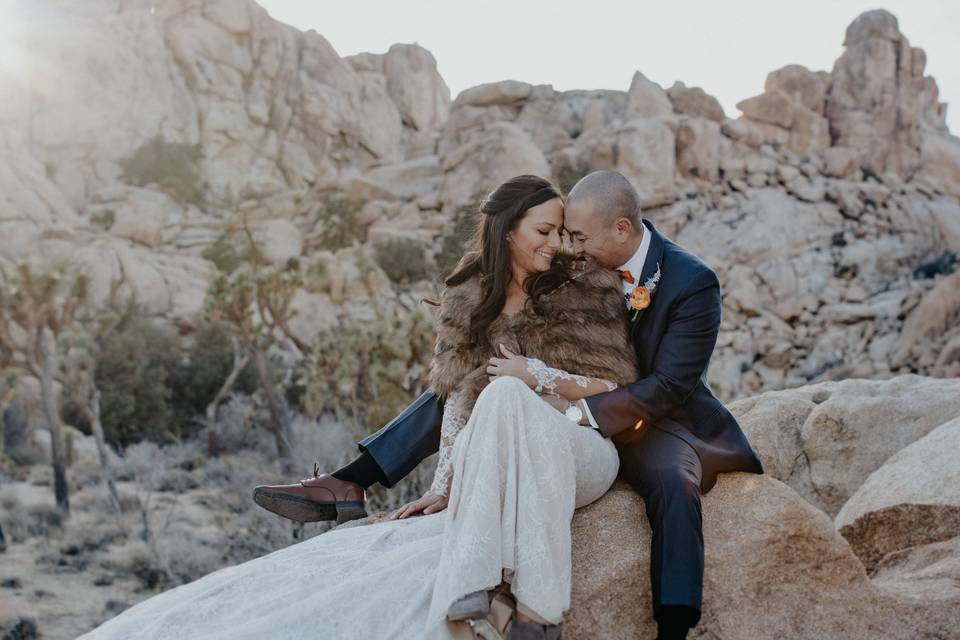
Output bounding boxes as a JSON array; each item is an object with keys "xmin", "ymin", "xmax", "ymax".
[
  {"xmin": 486, "ymin": 345, "xmax": 617, "ymax": 401},
  {"xmin": 429, "ymin": 387, "xmax": 469, "ymax": 497}
]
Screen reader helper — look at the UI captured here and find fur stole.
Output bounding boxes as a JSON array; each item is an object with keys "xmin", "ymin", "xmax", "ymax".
[{"xmin": 427, "ymin": 267, "xmax": 640, "ymax": 413}]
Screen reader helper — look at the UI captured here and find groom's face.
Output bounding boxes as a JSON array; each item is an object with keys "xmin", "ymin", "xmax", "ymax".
[{"xmin": 563, "ymin": 200, "xmax": 623, "ymax": 269}]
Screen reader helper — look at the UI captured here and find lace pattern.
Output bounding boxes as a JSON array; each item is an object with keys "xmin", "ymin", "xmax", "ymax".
[
  {"xmin": 430, "ymin": 388, "xmax": 469, "ymax": 497},
  {"xmin": 525, "ymin": 357, "xmax": 617, "ymax": 395}
]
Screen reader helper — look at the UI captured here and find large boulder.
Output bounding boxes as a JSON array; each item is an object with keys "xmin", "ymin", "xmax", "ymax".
[
  {"xmin": 825, "ymin": 9, "xmax": 928, "ymax": 177},
  {"xmin": 626, "ymin": 72, "xmax": 673, "ymax": 120},
  {"xmin": 383, "ymin": 44, "xmax": 451, "ymax": 132},
  {"xmin": 730, "ymin": 376, "xmax": 960, "ymax": 517},
  {"xmin": 666, "ymin": 82, "xmax": 725, "ymax": 122},
  {"xmin": 455, "ymin": 80, "xmax": 533, "ymax": 107},
  {"xmin": 835, "ymin": 416, "xmax": 960, "ymax": 573},
  {"xmin": 573, "ymin": 118, "xmax": 676, "ymax": 208},
  {"xmin": 439, "ymin": 122, "xmax": 549, "ymax": 208},
  {"xmin": 765, "ymin": 64, "xmax": 827, "ymax": 114},
  {"xmin": 567, "ymin": 477, "xmax": 957, "ymax": 639},
  {"xmin": 892, "ymin": 270, "xmax": 960, "ymax": 368}
]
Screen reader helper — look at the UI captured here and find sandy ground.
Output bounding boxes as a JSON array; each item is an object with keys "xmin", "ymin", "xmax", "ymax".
[{"xmin": 0, "ymin": 464, "xmax": 319, "ymax": 640}]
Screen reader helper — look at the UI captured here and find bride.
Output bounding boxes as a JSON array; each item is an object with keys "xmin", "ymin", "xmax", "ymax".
[{"xmin": 82, "ymin": 175, "xmax": 639, "ymax": 640}]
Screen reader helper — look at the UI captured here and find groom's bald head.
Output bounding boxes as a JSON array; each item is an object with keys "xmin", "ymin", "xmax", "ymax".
[
  {"xmin": 563, "ymin": 171, "xmax": 644, "ymax": 268},
  {"xmin": 566, "ymin": 170, "xmax": 642, "ymax": 228}
]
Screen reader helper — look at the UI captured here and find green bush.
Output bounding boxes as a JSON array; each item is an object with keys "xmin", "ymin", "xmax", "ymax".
[
  {"xmin": 374, "ymin": 238, "xmax": 432, "ymax": 284},
  {"xmin": 120, "ymin": 134, "xmax": 207, "ymax": 207},
  {"xmin": 556, "ymin": 161, "xmax": 592, "ymax": 194},
  {"xmin": 435, "ymin": 202, "xmax": 478, "ymax": 278},
  {"xmin": 95, "ymin": 319, "xmax": 178, "ymax": 448},
  {"xmin": 312, "ymin": 190, "xmax": 367, "ymax": 250},
  {"xmin": 166, "ymin": 322, "xmax": 258, "ymax": 429},
  {"xmin": 202, "ymin": 234, "xmax": 243, "ymax": 274}
]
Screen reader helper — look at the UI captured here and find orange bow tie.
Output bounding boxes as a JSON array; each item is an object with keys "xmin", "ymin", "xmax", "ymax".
[{"xmin": 617, "ymin": 269, "xmax": 635, "ymax": 284}]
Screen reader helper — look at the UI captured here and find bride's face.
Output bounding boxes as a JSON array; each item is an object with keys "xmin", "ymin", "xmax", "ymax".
[{"xmin": 507, "ymin": 197, "xmax": 564, "ymax": 278}]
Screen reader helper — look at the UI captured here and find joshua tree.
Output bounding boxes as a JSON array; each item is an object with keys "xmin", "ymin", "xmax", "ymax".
[
  {"xmin": 203, "ymin": 215, "xmax": 310, "ymax": 471},
  {"xmin": 0, "ymin": 261, "xmax": 89, "ymax": 514},
  {"xmin": 59, "ymin": 275, "xmax": 140, "ymax": 516}
]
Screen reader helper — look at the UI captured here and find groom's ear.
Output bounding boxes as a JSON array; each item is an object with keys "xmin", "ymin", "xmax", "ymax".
[{"xmin": 614, "ymin": 217, "xmax": 634, "ymax": 237}]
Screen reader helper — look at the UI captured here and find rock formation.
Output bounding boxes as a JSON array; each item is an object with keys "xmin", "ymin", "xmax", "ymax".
[{"xmin": 2, "ymin": 4, "xmax": 958, "ymax": 404}]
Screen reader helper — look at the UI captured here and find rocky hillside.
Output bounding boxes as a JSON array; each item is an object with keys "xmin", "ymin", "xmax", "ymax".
[{"xmin": 1, "ymin": 2, "xmax": 958, "ymax": 402}]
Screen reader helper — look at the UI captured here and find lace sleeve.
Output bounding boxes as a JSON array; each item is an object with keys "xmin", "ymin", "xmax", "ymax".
[
  {"xmin": 430, "ymin": 388, "xmax": 470, "ymax": 497},
  {"xmin": 526, "ymin": 357, "xmax": 618, "ymax": 395}
]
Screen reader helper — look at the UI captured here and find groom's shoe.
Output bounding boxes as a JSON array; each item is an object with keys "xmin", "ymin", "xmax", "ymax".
[{"xmin": 253, "ymin": 463, "xmax": 367, "ymax": 524}]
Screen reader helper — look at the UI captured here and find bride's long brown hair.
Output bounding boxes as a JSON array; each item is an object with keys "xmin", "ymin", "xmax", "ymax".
[{"xmin": 445, "ymin": 175, "xmax": 575, "ymax": 347}]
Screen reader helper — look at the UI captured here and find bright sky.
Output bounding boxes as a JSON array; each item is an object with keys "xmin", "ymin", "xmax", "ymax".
[{"xmin": 258, "ymin": 0, "xmax": 959, "ymax": 135}]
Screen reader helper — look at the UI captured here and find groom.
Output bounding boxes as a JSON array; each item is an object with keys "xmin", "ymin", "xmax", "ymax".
[{"xmin": 254, "ymin": 170, "xmax": 764, "ymax": 639}]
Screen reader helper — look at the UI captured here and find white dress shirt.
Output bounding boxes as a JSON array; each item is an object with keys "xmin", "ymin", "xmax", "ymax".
[{"xmin": 580, "ymin": 227, "xmax": 651, "ymax": 430}]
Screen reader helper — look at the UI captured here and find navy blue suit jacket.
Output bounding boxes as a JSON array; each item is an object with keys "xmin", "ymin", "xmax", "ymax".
[{"xmin": 584, "ymin": 219, "xmax": 763, "ymax": 492}]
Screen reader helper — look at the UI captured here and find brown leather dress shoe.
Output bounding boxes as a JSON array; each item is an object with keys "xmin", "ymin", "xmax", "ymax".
[{"xmin": 253, "ymin": 463, "xmax": 367, "ymax": 524}]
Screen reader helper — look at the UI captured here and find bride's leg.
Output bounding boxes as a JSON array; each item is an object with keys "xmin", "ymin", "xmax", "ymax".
[
  {"xmin": 568, "ymin": 419, "xmax": 620, "ymax": 509},
  {"xmin": 426, "ymin": 376, "xmax": 582, "ymax": 628}
]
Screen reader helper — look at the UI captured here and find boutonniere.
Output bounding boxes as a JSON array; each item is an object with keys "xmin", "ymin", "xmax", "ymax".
[{"xmin": 627, "ymin": 263, "xmax": 661, "ymax": 321}]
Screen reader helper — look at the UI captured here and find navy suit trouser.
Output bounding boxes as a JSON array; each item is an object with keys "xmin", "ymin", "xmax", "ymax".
[{"xmin": 617, "ymin": 425, "xmax": 704, "ymax": 627}]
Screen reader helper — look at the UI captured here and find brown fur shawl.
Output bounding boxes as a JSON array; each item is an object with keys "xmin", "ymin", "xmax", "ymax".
[{"xmin": 427, "ymin": 267, "xmax": 640, "ymax": 413}]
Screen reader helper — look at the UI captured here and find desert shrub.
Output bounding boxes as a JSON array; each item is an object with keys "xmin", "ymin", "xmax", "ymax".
[
  {"xmin": 3, "ymin": 401, "xmax": 36, "ymax": 465},
  {"xmin": 312, "ymin": 190, "xmax": 366, "ymax": 250},
  {"xmin": 0, "ymin": 497, "xmax": 64, "ymax": 543},
  {"xmin": 374, "ymin": 238, "xmax": 433, "ymax": 284},
  {"xmin": 1, "ymin": 618, "xmax": 38, "ymax": 640},
  {"xmin": 201, "ymin": 233, "xmax": 244, "ymax": 274},
  {"xmin": 69, "ymin": 517, "xmax": 127, "ymax": 553},
  {"xmin": 300, "ymin": 311, "xmax": 435, "ymax": 428},
  {"xmin": 88, "ymin": 208, "xmax": 115, "ymax": 231},
  {"xmin": 119, "ymin": 134, "xmax": 207, "ymax": 207},
  {"xmin": 556, "ymin": 160, "xmax": 592, "ymax": 194},
  {"xmin": 435, "ymin": 201, "xmax": 478, "ymax": 278},
  {"xmin": 95, "ymin": 319, "xmax": 178, "ymax": 448},
  {"xmin": 199, "ymin": 395, "xmax": 274, "ymax": 457},
  {"xmin": 124, "ymin": 543, "xmax": 169, "ymax": 590},
  {"xmin": 155, "ymin": 468, "xmax": 199, "ymax": 493}
]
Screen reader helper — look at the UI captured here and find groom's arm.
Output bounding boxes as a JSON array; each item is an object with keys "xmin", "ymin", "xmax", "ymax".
[{"xmin": 583, "ymin": 269, "xmax": 722, "ymax": 438}]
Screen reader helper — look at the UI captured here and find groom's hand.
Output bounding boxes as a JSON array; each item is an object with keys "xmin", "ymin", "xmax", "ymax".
[{"xmin": 390, "ymin": 489, "xmax": 449, "ymax": 520}]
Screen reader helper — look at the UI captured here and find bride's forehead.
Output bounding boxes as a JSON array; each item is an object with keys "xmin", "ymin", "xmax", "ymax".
[{"xmin": 523, "ymin": 198, "xmax": 564, "ymax": 223}]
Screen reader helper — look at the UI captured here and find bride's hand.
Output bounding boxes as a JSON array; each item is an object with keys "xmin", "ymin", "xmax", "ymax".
[
  {"xmin": 389, "ymin": 489, "xmax": 449, "ymax": 520},
  {"xmin": 486, "ymin": 344, "xmax": 536, "ymax": 387}
]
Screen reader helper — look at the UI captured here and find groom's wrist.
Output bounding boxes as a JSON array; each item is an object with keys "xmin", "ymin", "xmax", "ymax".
[{"xmin": 578, "ymin": 399, "xmax": 602, "ymax": 432}]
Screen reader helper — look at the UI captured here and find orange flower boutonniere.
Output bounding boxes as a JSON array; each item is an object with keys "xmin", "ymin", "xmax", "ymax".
[
  {"xmin": 629, "ymin": 286, "xmax": 651, "ymax": 311},
  {"xmin": 627, "ymin": 263, "xmax": 661, "ymax": 321}
]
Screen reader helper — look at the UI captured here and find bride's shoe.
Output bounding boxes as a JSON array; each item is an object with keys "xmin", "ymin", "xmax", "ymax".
[
  {"xmin": 447, "ymin": 590, "xmax": 491, "ymax": 621},
  {"xmin": 505, "ymin": 618, "xmax": 563, "ymax": 640}
]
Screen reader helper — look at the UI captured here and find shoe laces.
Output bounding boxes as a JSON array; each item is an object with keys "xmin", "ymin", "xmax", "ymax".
[{"xmin": 312, "ymin": 461, "xmax": 320, "ymax": 478}]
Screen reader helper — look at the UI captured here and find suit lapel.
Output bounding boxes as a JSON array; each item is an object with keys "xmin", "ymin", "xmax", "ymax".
[
  {"xmin": 629, "ymin": 219, "xmax": 665, "ymax": 336},
  {"xmin": 637, "ymin": 219, "xmax": 664, "ymax": 290}
]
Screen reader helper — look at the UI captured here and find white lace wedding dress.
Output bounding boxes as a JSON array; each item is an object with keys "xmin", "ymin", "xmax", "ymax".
[{"xmin": 82, "ymin": 376, "xmax": 619, "ymax": 640}]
